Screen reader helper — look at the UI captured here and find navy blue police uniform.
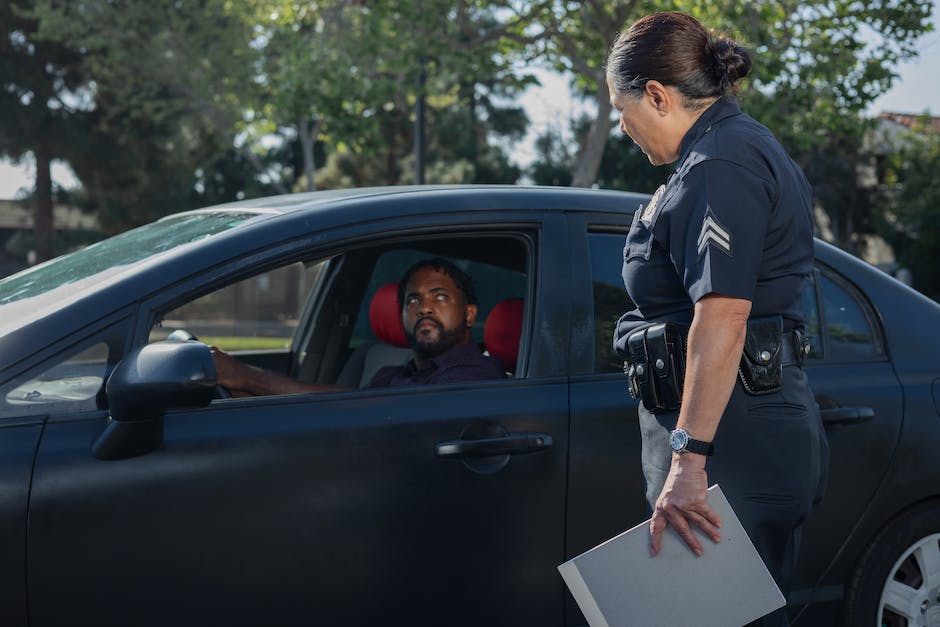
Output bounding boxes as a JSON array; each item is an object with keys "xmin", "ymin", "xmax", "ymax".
[{"xmin": 614, "ymin": 96, "xmax": 829, "ymax": 627}]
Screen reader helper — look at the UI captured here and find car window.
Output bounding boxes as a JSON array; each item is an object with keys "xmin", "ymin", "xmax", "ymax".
[
  {"xmin": 1, "ymin": 341, "xmax": 111, "ymax": 418},
  {"xmin": 588, "ymin": 232, "xmax": 635, "ymax": 374},
  {"xmin": 150, "ymin": 261, "xmax": 327, "ymax": 351},
  {"xmin": 802, "ymin": 268, "xmax": 882, "ymax": 361},
  {"xmin": 818, "ymin": 271, "xmax": 881, "ymax": 360}
]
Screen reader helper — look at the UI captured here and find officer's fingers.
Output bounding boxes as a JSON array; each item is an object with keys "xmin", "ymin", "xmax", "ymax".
[
  {"xmin": 663, "ymin": 505, "xmax": 703, "ymax": 557},
  {"xmin": 685, "ymin": 509, "xmax": 721, "ymax": 544},
  {"xmin": 649, "ymin": 511, "xmax": 669, "ymax": 556}
]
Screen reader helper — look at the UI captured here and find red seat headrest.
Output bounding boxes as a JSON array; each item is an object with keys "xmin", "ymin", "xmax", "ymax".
[
  {"xmin": 484, "ymin": 298, "xmax": 523, "ymax": 374},
  {"xmin": 369, "ymin": 283, "xmax": 408, "ymax": 348}
]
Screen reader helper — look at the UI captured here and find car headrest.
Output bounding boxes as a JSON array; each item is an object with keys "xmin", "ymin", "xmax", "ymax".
[
  {"xmin": 369, "ymin": 282, "xmax": 409, "ymax": 348},
  {"xmin": 484, "ymin": 298, "xmax": 523, "ymax": 374}
]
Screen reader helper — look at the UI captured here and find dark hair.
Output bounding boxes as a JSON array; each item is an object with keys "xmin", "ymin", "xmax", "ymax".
[
  {"xmin": 606, "ymin": 12, "xmax": 751, "ymax": 106},
  {"xmin": 398, "ymin": 257, "xmax": 478, "ymax": 307}
]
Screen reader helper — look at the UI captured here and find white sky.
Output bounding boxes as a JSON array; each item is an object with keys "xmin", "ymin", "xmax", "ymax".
[{"xmin": 2, "ymin": 2, "xmax": 939, "ymax": 199}]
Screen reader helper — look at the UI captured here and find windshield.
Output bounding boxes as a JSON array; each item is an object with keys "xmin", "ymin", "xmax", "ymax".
[{"xmin": 0, "ymin": 211, "xmax": 261, "ymax": 305}]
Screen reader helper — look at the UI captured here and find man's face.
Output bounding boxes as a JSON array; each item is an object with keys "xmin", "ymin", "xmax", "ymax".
[{"xmin": 402, "ymin": 266, "xmax": 477, "ymax": 360}]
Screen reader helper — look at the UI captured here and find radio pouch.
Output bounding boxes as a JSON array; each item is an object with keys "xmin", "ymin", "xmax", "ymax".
[
  {"xmin": 626, "ymin": 327, "xmax": 658, "ymax": 411},
  {"xmin": 624, "ymin": 323, "xmax": 686, "ymax": 413},
  {"xmin": 738, "ymin": 315, "xmax": 783, "ymax": 395},
  {"xmin": 645, "ymin": 323, "xmax": 685, "ymax": 411}
]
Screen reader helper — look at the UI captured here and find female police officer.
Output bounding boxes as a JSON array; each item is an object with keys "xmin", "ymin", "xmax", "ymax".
[{"xmin": 608, "ymin": 12, "xmax": 828, "ymax": 625}]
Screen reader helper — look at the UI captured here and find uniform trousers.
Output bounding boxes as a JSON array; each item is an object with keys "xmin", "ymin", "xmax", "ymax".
[{"xmin": 639, "ymin": 366, "xmax": 829, "ymax": 627}]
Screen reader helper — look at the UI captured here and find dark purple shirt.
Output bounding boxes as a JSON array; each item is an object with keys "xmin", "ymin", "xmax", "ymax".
[{"xmin": 367, "ymin": 341, "xmax": 506, "ymax": 388}]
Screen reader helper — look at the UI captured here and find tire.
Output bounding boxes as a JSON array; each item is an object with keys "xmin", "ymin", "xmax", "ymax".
[{"xmin": 843, "ymin": 501, "xmax": 940, "ymax": 627}]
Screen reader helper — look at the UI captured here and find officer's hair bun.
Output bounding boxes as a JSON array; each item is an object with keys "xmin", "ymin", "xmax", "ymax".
[{"xmin": 710, "ymin": 36, "xmax": 752, "ymax": 92}]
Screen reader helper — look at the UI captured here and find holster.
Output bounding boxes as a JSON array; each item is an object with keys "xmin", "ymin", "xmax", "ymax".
[
  {"xmin": 623, "ymin": 323, "xmax": 687, "ymax": 413},
  {"xmin": 738, "ymin": 315, "xmax": 784, "ymax": 395}
]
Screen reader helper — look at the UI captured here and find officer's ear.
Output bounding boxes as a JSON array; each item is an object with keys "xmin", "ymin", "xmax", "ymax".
[{"xmin": 643, "ymin": 80, "xmax": 673, "ymax": 116}]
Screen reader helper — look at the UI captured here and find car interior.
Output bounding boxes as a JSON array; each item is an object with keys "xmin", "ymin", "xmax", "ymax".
[{"xmin": 150, "ymin": 232, "xmax": 532, "ymax": 394}]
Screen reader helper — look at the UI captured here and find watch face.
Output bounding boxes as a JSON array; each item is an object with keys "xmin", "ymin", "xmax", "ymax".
[{"xmin": 670, "ymin": 429, "xmax": 689, "ymax": 452}]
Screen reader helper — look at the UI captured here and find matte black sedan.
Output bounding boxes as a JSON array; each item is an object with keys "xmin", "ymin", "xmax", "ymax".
[{"xmin": 1, "ymin": 186, "xmax": 938, "ymax": 626}]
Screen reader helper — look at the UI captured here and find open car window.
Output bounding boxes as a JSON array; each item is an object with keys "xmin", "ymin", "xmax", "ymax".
[
  {"xmin": 149, "ymin": 260, "xmax": 328, "ymax": 352},
  {"xmin": 146, "ymin": 232, "xmax": 532, "ymax": 397}
]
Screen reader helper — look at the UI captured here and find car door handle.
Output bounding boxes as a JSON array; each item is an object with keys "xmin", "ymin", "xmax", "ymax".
[
  {"xmin": 820, "ymin": 406, "xmax": 875, "ymax": 426},
  {"xmin": 435, "ymin": 433, "xmax": 553, "ymax": 458}
]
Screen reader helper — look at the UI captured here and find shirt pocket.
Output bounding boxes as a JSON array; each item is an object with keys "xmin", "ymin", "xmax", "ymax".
[{"xmin": 623, "ymin": 210, "xmax": 654, "ymax": 263}]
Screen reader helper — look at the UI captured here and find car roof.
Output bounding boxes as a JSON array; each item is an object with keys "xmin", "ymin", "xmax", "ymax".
[{"xmin": 0, "ymin": 186, "xmax": 645, "ymax": 374}]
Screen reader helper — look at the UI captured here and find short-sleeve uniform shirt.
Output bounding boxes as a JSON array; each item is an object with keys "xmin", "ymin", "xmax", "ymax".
[{"xmin": 614, "ymin": 97, "xmax": 814, "ymax": 354}]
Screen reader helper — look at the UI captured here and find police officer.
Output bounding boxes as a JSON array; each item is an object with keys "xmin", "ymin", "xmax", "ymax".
[{"xmin": 607, "ymin": 12, "xmax": 828, "ymax": 626}]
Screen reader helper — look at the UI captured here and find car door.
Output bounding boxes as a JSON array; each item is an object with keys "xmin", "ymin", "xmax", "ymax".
[
  {"xmin": 789, "ymin": 265, "xmax": 904, "ymax": 615},
  {"xmin": 564, "ymin": 217, "xmax": 652, "ymax": 625},
  {"xmin": 26, "ymin": 214, "xmax": 573, "ymax": 627}
]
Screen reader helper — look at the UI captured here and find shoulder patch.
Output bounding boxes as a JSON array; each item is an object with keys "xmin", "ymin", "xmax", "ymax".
[{"xmin": 697, "ymin": 209, "xmax": 732, "ymax": 257}]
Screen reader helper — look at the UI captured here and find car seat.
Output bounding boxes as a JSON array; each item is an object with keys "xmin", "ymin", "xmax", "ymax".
[
  {"xmin": 335, "ymin": 283, "xmax": 412, "ymax": 388},
  {"xmin": 484, "ymin": 298, "xmax": 524, "ymax": 375}
]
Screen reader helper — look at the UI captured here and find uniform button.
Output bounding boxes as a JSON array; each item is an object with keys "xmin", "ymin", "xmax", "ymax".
[
  {"xmin": 636, "ymin": 365, "xmax": 645, "ymax": 376},
  {"xmin": 760, "ymin": 350, "xmax": 772, "ymax": 362},
  {"xmin": 655, "ymin": 358, "xmax": 665, "ymax": 370}
]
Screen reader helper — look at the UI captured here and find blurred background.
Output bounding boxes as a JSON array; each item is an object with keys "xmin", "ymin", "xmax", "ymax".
[{"xmin": 1, "ymin": 0, "xmax": 938, "ymax": 300}]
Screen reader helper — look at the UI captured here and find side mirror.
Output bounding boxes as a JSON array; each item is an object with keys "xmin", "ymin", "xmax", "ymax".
[{"xmin": 93, "ymin": 341, "xmax": 217, "ymax": 460}]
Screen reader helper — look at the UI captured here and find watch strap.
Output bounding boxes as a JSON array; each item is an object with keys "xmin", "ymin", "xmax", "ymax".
[{"xmin": 684, "ymin": 437, "xmax": 715, "ymax": 456}]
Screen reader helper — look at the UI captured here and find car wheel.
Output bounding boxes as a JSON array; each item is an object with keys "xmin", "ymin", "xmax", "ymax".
[{"xmin": 843, "ymin": 501, "xmax": 940, "ymax": 626}]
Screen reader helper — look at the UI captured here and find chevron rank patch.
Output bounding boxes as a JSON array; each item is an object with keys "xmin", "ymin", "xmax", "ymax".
[{"xmin": 697, "ymin": 210, "xmax": 732, "ymax": 257}]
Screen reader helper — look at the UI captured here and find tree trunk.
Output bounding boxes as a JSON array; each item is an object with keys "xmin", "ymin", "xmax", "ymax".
[
  {"xmin": 571, "ymin": 79, "xmax": 614, "ymax": 188},
  {"xmin": 298, "ymin": 118, "xmax": 315, "ymax": 192},
  {"xmin": 33, "ymin": 145, "xmax": 54, "ymax": 263}
]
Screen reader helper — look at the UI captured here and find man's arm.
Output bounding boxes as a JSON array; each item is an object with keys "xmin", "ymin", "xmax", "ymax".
[{"xmin": 211, "ymin": 347, "xmax": 353, "ymax": 396}]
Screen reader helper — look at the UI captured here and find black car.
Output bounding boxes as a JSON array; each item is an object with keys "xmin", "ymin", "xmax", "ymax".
[{"xmin": 1, "ymin": 185, "xmax": 938, "ymax": 626}]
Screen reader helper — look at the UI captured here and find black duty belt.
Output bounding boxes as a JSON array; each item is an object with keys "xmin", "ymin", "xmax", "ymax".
[
  {"xmin": 625, "ymin": 318, "xmax": 811, "ymax": 412},
  {"xmin": 780, "ymin": 330, "xmax": 810, "ymax": 367}
]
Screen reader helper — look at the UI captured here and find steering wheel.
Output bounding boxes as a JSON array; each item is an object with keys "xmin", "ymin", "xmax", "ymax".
[{"xmin": 165, "ymin": 329, "xmax": 232, "ymax": 399}]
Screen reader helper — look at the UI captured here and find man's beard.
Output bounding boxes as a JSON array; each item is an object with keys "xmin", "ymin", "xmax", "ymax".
[{"xmin": 406, "ymin": 317, "xmax": 468, "ymax": 360}]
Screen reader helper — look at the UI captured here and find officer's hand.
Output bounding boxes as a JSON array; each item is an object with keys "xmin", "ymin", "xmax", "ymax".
[{"xmin": 649, "ymin": 454, "xmax": 721, "ymax": 557}]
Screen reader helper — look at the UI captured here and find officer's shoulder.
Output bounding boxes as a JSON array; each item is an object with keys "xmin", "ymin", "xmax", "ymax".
[{"xmin": 685, "ymin": 116, "xmax": 780, "ymax": 171}]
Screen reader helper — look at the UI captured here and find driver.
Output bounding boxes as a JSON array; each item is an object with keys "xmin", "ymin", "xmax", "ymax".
[{"xmin": 211, "ymin": 258, "xmax": 506, "ymax": 395}]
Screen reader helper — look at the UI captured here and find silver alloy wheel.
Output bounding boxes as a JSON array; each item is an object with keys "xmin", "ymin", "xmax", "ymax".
[{"xmin": 879, "ymin": 533, "xmax": 940, "ymax": 626}]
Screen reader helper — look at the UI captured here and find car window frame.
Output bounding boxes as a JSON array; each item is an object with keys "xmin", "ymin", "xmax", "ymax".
[
  {"xmin": 133, "ymin": 218, "xmax": 555, "ymax": 400},
  {"xmin": 810, "ymin": 263, "xmax": 888, "ymax": 364}
]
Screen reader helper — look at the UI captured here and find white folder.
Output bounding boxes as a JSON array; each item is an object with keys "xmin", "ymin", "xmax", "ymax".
[{"xmin": 558, "ymin": 484, "xmax": 785, "ymax": 627}]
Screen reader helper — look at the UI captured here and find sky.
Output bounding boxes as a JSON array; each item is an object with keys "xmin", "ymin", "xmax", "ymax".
[{"xmin": 2, "ymin": 2, "xmax": 939, "ymax": 199}]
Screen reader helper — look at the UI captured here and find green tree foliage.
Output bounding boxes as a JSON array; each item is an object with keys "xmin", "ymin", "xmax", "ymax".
[
  {"xmin": 0, "ymin": 0, "xmax": 90, "ymax": 260},
  {"xmin": 550, "ymin": 0, "xmax": 933, "ymax": 251},
  {"xmin": 29, "ymin": 0, "xmax": 266, "ymax": 231},
  {"xmin": 878, "ymin": 127, "xmax": 940, "ymax": 301}
]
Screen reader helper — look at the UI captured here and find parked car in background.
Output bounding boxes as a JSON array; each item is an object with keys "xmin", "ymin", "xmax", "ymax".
[{"xmin": 1, "ymin": 185, "xmax": 938, "ymax": 626}]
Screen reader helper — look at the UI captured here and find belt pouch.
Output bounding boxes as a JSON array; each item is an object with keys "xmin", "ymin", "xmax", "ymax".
[
  {"xmin": 645, "ymin": 323, "xmax": 685, "ymax": 411},
  {"xmin": 626, "ymin": 327, "xmax": 659, "ymax": 411},
  {"xmin": 738, "ymin": 315, "xmax": 783, "ymax": 395}
]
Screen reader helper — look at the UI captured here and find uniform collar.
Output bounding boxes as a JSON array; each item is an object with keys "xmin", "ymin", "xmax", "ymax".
[{"xmin": 675, "ymin": 96, "xmax": 742, "ymax": 167}]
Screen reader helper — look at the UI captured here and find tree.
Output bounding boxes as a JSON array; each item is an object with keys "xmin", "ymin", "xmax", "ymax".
[
  {"xmin": 877, "ymin": 126, "xmax": 940, "ymax": 301},
  {"xmin": 541, "ymin": 1, "xmax": 642, "ymax": 187},
  {"xmin": 0, "ymin": 0, "xmax": 90, "ymax": 261},
  {"xmin": 546, "ymin": 0, "xmax": 934, "ymax": 207},
  {"xmin": 29, "ymin": 0, "xmax": 269, "ymax": 231}
]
